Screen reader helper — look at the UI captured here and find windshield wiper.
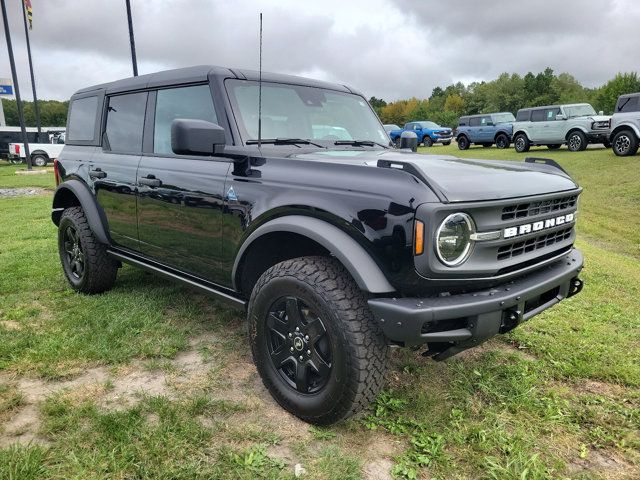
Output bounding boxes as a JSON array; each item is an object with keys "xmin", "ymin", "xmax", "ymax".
[
  {"xmin": 333, "ymin": 140, "xmax": 388, "ymax": 148},
  {"xmin": 246, "ymin": 138, "xmax": 325, "ymax": 148}
]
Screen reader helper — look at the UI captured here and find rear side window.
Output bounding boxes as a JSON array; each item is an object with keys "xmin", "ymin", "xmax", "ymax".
[
  {"xmin": 516, "ymin": 110, "xmax": 530, "ymax": 121},
  {"xmin": 67, "ymin": 96, "xmax": 98, "ymax": 142},
  {"xmin": 531, "ymin": 109, "xmax": 546, "ymax": 122},
  {"xmin": 469, "ymin": 117, "xmax": 481, "ymax": 127},
  {"xmin": 153, "ymin": 84, "xmax": 218, "ymax": 154},
  {"xmin": 616, "ymin": 96, "xmax": 639, "ymax": 113},
  {"xmin": 104, "ymin": 92, "xmax": 147, "ymax": 153}
]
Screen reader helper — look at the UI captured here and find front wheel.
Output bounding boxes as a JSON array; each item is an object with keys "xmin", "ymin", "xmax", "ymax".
[
  {"xmin": 612, "ymin": 130, "xmax": 639, "ymax": 156},
  {"xmin": 457, "ymin": 136, "xmax": 469, "ymax": 150},
  {"xmin": 567, "ymin": 131, "xmax": 587, "ymax": 152},
  {"xmin": 423, "ymin": 136, "xmax": 433, "ymax": 147},
  {"xmin": 31, "ymin": 154, "xmax": 48, "ymax": 167},
  {"xmin": 514, "ymin": 133, "xmax": 530, "ymax": 153},
  {"xmin": 248, "ymin": 256, "xmax": 388, "ymax": 425},
  {"xmin": 495, "ymin": 133, "xmax": 509, "ymax": 149},
  {"xmin": 58, "ymin": 207, "xmax": 118, "ymax": 294}
]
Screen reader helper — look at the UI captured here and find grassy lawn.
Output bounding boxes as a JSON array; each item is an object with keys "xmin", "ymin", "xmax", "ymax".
[{"xmin": 0, "ymin": 147, "xmax": 638, "ymax": 479}]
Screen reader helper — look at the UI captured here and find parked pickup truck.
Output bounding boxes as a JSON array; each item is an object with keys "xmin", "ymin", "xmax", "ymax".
[
  {"xmin": 456, "ymin": 112, "xmax": 515, "ymax": 150},
  {"xmin": 8, "ymin": 138, "xmax": 65, "ymax": 166},
  {"xmin": 512, "ymin": 103, "xmax": 610, "ymax": 152},
  {"xmin": 52, "ymin": 65, "xmax": 584, "ymax": 425},
  {"xmin": 389, "ymin": 121, "xmax": 453, "ymax": 147}
]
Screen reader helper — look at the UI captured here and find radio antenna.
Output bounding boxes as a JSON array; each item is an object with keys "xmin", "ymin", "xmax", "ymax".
[{"xmin": 257, "ymin": 12, "xmax": 263, "ymax": 149}]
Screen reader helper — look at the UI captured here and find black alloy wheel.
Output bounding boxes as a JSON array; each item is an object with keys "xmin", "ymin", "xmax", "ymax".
[
  {"xmin": 266, "ymin": 296, "xmax": 332, "ymax": 394},
  {"xmin": 62, "ymin": 225, "xmax": 85, "ymax": 280},
  {"xmin": 495, "ymin": 134, "xmax": 509, "ymax": 149},
  {"xmin": 457, "ymin": 136, "xmax": 469, "ymax": 150}
]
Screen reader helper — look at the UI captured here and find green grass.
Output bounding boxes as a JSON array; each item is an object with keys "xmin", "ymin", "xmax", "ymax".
[
  {"xmin": 0, "ymin": 160, "xmax": 56, "ymax": 189},
  {"xmin": 0, "ymin": 146, "xmax": 639, "ymax": 479}
]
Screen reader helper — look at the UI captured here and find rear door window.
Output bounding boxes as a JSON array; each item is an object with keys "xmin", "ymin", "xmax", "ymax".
[
  {"xmin": 531, "ymin": 109, "xmax": 546, "ymax": 122},
  {"xmin": 469, "ymin": 117, "xmax": 481, "ymax": 127},
  {"xmin": 104, "ymin": 92, "xmax": 148, "ymax": 153},
  {"xmin": 67, "ymin": 96, "xmax": 98, "ymax": 142},
  {"xmin": 153, "ymin": 84, "xmax": 218, "ymax": 154}
]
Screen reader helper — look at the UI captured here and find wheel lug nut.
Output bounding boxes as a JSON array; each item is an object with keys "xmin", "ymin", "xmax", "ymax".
[
  {"xmin": 305, "ymin": 335, "xmax": 309, "ymax": 341},
  {"xmin": 307, "ymin": 350, "xmax": 311, "ymax": 355},
  {"xmin": 299, "ymin": 355, "xmax": 303, "ymax": 361},
  {"xmin": 295, "ymin": 327, "xmax": 300, "ymax": 332},
  {"xmin": 290, "ymin": 347, "xmax": 294, "ymax": 352},
  {"xmin": 288, "ymin": 333, "xmax": 292, "ymax": 338}
]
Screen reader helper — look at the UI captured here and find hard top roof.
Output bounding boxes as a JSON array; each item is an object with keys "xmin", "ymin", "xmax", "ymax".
[
  {"xmin": 72, "ymin": 65, "xmax": 356, "ymax": 98},
  {"xmin": 517, "ymin": 103, "xmax": 593, "ymax": 112}
]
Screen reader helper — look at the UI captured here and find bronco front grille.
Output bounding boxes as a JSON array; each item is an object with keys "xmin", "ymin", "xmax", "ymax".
[
  {"xmin": 497, "ymin": 227, "xmax": 573, "ymax": 260},
  {"xmin": 501, "ymin": 195, "xmax": 577, "ymax": 221}
]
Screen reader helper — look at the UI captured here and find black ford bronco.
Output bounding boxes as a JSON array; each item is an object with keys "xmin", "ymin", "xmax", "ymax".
[{"xmin": 52, "ymin": 66, "xmax": 584, "ymax": 425}]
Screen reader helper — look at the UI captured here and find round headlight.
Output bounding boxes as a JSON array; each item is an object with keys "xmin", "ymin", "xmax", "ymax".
[{"xmin": 435, "ymin": 213, "xmax": 474, "ymax": 266}]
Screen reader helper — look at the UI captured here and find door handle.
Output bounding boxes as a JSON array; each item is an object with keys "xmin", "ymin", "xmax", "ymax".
[
  {"xmin": 139, "ymin": 174, "xmax": 162, "ymax": 188},
  {"xmin": 89, "ymin": 168, "xmax": 107, "ymax": 179}
]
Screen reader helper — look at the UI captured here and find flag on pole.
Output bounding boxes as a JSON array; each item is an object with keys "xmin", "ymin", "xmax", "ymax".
[{"xmin": 24, "ymin": 0, "xmax": 33, "ymax": 30}]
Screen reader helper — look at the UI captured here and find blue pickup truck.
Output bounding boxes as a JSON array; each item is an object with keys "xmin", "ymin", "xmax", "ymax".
[
  {"xmin": 455, "ymin": 112, "xmax": 515, "ymax": 150},
  {"xmin": 389, "ymin": 121, "xmax": 453, "ymax": 147}
]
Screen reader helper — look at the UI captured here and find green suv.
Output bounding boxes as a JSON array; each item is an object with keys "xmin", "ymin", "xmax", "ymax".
[{"xmin": 512, "ymin": 103, "xmax": 611, "ymax": 152}]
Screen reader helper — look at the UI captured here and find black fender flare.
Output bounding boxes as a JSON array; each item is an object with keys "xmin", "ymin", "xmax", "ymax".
[
  {"xmin": 51, "ymin": 179, "xmax": 111, "ymax": 244},
  {"xmin": 232, "ymin": 215, "xmax": 395, "ymax": 294}
]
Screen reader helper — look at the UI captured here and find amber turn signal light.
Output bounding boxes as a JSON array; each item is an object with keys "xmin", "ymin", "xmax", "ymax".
[{"xmin": 414, "ymin": 220, "xmax": 425, "ymax": 255}]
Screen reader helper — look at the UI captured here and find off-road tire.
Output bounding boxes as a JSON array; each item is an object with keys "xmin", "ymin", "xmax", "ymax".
[
  {"xmin": 457, "ymin": 135, "xmax": 469, "ymax": 150},
  {"xmin": 423, "ymin": 136, "xmax": 433, "ymax": 147},
  {"xmin": 248, "ymin": 256, "xmax": 388, "ymax": 425},
  {"xmin": 58, "ymin": 207, "xmax": 118, "ymax": 294},
  {"xmin": 514, "ymin": 133, "xmax": 530, "ymax": 153},
  {"xmin": 567, "ymin": 131, "xmax": 587, "ymax": 152},
  {"xmin": 495, "ymin": 133, "xmax": 509, "ymax": 149},
  {"xmin": 31, "ymin": 154, "xmax": 48, "ymax": 167},
  {"xmin": 612, "ymin": 130, "xmax": 639, "ymax": 156},
  {"xmin": 547, "ymin": 144, "xmax": 562, "ymax": 150}
]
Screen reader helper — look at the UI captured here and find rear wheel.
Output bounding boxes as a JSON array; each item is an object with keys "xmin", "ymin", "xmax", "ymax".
[
  {"xmin": 58, "ymin": 207, "xmax": 118, "ymax": 294},
  {"xmin": 514, "ymin": 133, "xmax": 530, "ymax": 153},
  {"xmin": 457, "ymin": 136, "xmax": 469, "ymax": 150},
  {"xmin": 248, "ymin": 256, "xmax": 388, "ymax": 425},
  {"xmin": 547, "ymin": 144, "xmax": 562, "ymax": 150},
  {"xmin": 495, "ymin": 133, "xmax": 509, "ymax": 149},
  {"xmin": 612, "ymin": 130, "xmax": 639, "ymax": 156},
  {"xmin": 423, "ymin": 136, "xmax": 433, "ymax": 147},
  {"xmin": 567, "ymin": 131, "xmax": 587, "ymax": 152}
]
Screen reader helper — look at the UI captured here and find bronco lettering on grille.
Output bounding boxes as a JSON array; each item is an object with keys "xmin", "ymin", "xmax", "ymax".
[{"xmin": 503, "ymin": 213, "xmax": 575, "ymax": 239}]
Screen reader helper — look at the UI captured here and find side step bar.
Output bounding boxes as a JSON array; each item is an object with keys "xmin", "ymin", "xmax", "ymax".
[{"xmin": 107, "ymin": 248, "xmax": 246, "ymax": 309}]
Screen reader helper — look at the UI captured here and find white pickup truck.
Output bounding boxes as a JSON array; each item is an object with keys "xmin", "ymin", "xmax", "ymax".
[{"xmin": 8, "ymin": 134, "xmax": 65, "ymax": 166}]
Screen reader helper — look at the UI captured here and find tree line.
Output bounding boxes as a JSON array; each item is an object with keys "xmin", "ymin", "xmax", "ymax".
[
  {"xmin": 371, "ymin": 69, "xmax": 640, "ymax": 128},
  {"xmin": 1, "ymin": 69, "xmax": 639, "ymax": 130}
]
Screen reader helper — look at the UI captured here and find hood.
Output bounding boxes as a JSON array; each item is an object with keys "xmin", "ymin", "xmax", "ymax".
[{"xmin": 292, "ymin": 149, "xmax": 578, "ymax": 202}]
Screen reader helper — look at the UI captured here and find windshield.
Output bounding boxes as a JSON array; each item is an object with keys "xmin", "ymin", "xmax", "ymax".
[
  {"xmin": 563, "ymin": 104, "xmax": 596, "ymax": 118},
  {"xmin": 226, "ymin": 80, "xmax": 388, "ymax": 146},
  {"xmin": 419, "ymin": 121, "xmax": 440, "ymax": 129},
  {"xmin": 492, "ymin": 113, "xmax": 515, "ymax": 123}
]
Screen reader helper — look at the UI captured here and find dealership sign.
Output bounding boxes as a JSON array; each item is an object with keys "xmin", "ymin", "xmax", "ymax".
[{"xmin": 0, "ymin": 78, "xmax": 14, "ymax": 96}]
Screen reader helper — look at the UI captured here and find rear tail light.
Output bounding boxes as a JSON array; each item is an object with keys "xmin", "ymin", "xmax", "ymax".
[
  {"xmin": 53, "ymin": 159, "xmax": 61, "ymax": 186},
  {"xmin": 14, "ymin": 144, "xmax": 20, "ymax": 154}
]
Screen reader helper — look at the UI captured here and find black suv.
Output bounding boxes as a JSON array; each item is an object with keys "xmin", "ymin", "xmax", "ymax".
[{"xmin": 52, "ymin": 66, "xmax": 584, "ymax": 425}]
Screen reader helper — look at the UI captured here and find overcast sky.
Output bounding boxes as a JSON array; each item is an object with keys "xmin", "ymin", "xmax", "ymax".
[{"xmin": 1, "ymin": 0, "xmax": 639, "ymax": 102}]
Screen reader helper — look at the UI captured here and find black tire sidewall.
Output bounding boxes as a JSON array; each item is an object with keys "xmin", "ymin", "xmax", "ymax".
[
  {"xmin": 514, "ymin": 134, "xmax": 529, "ymax": 152},
  {"xmin": 568, "ymin": 131, "xmax": 586, "ymax": 152},
  {"xmin": 423, "ymin": 136, "xmax": 433, "ymax": 147},
  {"xmin": 457, "ymin": 136, "xmax": 469, "ymax": 150},
  {"xmin": 612, "ymin": 131, "xmax": 638, "ymax": 156},
  {"xmin": 249, "ymin": 275, "xmax": 351, "ymax": 420},
  {"xmin": 496, "ymin": 134, "xmax": 508, "ymax": 149},
  {"xmin": 58, "ymin": 213, "xmax": 88, "ymax": 290},
  {"xmin": 32, "ymin": 155, "xmax": 48, "ymax": 167}
]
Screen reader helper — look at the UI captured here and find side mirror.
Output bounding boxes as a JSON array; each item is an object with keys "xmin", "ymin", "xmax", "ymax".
[
  {"xmin": 171, "ymin": 119, "xmax": 226, "ymax": 156},
  {"xmin": 556, "ymin": 114, "xmax": 566, "ymax": 121},
  {"xmin": 598, "ymin": 110, "xmax": 604, "ymax": 116}
]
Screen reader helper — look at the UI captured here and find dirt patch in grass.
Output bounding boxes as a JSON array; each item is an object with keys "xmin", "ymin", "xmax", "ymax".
[
  {"xmin": 0, "ymin": 187, "xmax": 49, "ymax": 197},
  {"xmin": 567, "ymin": 448, "xmax": 637, "ymax": 479}
]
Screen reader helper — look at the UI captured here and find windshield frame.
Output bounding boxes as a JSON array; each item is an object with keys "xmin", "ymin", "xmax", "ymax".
[
  {"xmin": 418, "ymin": 121, "xmax": 440, "ymax": 129},
  {"xmin": 224, "ymin": 78, "xmax": 389, "ymax": 148}
]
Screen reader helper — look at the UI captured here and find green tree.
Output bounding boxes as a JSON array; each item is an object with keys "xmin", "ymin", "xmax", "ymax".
[{"xmin": 593, "ymin": 73, "xmax": 640, "ymax": 114}]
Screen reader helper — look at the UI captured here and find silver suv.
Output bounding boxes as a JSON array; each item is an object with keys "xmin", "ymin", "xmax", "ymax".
[
  {"xmin": 512, "ymin": 103, "xmax": 611, "ymax": 153},
  {"xmin": 609, "ymin": 93, "xmax": 640, "ymax": 156}
]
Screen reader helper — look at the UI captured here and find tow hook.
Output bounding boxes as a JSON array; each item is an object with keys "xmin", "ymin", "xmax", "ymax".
[
  {"xmin": 500, "ymin": 308, "xmax": 522, "ymax": 334},
  {"xmin": 568, "ymin": 277, "xmax": 584, "ymax": 298}
]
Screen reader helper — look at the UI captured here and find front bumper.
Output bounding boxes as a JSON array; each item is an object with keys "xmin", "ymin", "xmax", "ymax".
[
  {"xmin": 368, "ymin": 248, "xmax": 583, "ymax": 359},
  {"xmin": 433, "ymin": 136, "xmax": 453, "ymax": 143}
]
